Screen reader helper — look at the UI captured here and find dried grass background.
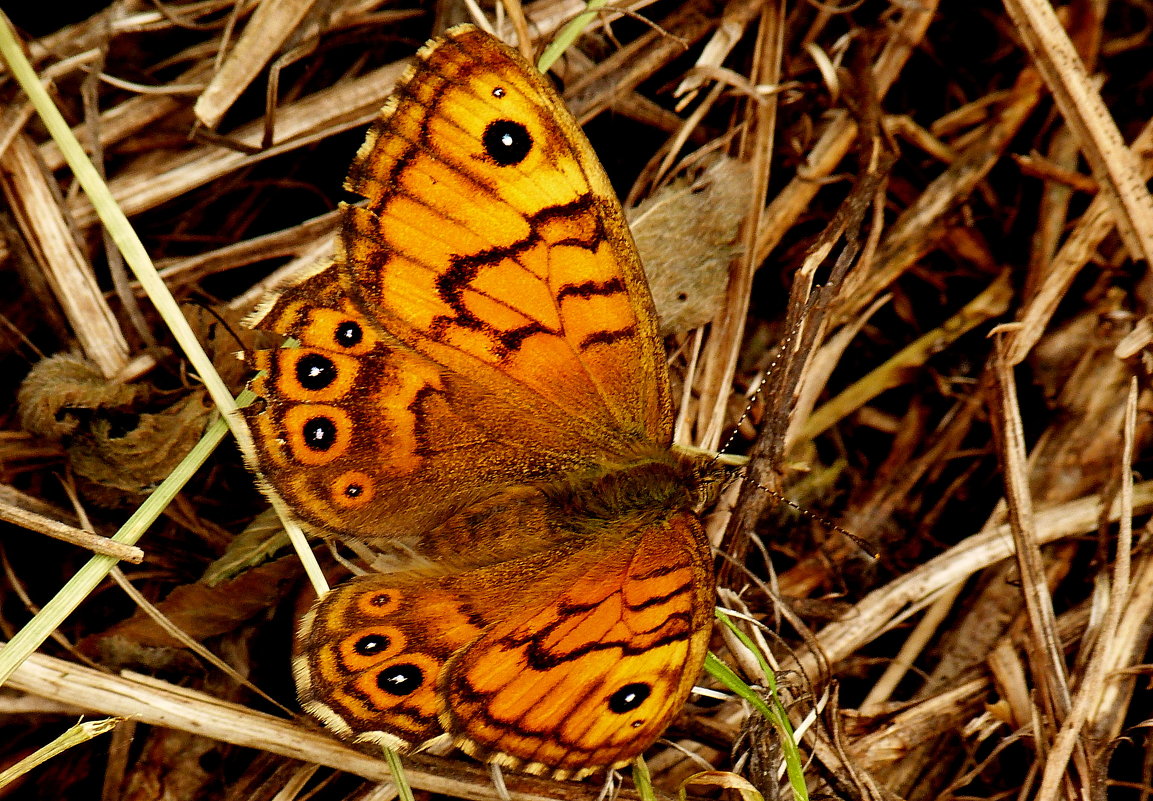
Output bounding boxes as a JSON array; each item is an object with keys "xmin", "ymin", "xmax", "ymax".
[{"xmin": 2, "ymin": 0, "xmax": 1153, "ymax": 799}]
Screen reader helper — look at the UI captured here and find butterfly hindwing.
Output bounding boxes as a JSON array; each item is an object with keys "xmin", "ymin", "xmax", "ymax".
[
  {"xmin": 294, "ymin": 520, "xmax": 592, "ymax": 750},
  {"xmin": 295, "ymin": 570, "xmax": 487, "ymax": 748},
  {"xmin": 296, "ymin": 512, "xmax": 714, "ymax": 776}
]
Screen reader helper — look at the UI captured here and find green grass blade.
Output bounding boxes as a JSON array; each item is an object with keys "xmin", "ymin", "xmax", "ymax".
[{"xmin": 707, "ymin": 610, "xmax": 810, "ymax": 801}]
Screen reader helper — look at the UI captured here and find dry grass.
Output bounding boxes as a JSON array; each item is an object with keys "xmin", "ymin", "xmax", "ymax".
[{"xmin": 1, "ymin": 0, "xmax": 1152, "ymax": 799}]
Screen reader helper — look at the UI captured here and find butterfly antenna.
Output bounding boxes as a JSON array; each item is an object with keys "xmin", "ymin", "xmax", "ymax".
[
  {"xmin": 752, "ymin": 483, "xmax": 878, "ymax": 557},
  {"xmin": 711, "ymin": 325, "xmax": 797, "ymax": 464},
  {"xmin": 707, "ymin": 313, "xmax": 877, "ymax": 555}
]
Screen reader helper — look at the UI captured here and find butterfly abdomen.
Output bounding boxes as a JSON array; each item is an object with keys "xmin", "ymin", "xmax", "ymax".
[{"xmin": 543, "ymin": 451, "xmax": 717, "ymax": 526}]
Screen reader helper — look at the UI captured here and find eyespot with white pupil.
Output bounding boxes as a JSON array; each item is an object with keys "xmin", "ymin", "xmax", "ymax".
[
  {"xmin": 377, "ymin": 664, "xmax": 423, "ymax": 696},
  {"xmin": 482, "ymin": 119, "xmax": 531, "ymax": 166},
  {"xmin": 354, "ymin": 634, "xmax": 388, "ymax": 655},
  {"xmin": 608, "ymin": 682, "xmax": 651, "ymax": 714},
  {"xmin": 295, "ymin": 353, "xmax": 335, "ymax": 391},
  {"xmin": 302, "ymin": 417, "xmax": 337, "ymax": 451},
  {"xmin": 334, "ymin": 320, "xmax": 362, "ymax": 348},
  {"xmin": 333, "ymin": 471, "xmax": 374, "ymax": 507}
]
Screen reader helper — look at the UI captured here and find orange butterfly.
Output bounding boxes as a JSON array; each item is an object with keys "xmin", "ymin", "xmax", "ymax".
[{"xmin": 242, "ymin": 25, "xmax": 721, "ymax": 779}]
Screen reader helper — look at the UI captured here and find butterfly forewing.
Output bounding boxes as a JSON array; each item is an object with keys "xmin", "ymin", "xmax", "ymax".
[
  {"xmin": 443, "ymin": 510, "xmax": 715, "ymax": 779},
  {"xmin": 341, "ymin": 27, "xmax": 672, "ymax": 450}
]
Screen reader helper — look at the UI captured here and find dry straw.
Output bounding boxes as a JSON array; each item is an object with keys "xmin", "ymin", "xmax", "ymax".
[{"xmin": 3, "ymin": 0, "xmax": 1153, "ymax": 799}]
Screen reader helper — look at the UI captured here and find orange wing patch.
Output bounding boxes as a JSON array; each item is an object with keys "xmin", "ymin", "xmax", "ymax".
[
  {"xmin": 339, "ymin": 28, "xmax": 671, "ymax": 450},
  {"xmin": 443, "ymin": 512, "xmax": 715, "ymax": 779}
]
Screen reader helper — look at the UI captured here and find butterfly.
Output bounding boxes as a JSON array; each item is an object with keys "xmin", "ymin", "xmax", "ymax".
[{"xmin": 241, "ymin": 24, "xmax": 722, "ymax": 780}]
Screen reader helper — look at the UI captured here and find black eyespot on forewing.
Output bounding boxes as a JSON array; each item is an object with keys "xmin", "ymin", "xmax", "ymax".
[
  {"xmin": 608, "ymin": 682, "xmax": 651, "ymax": 714},
  {"xmin": 482, "ymin": 120, "xmax": 532, "ymax": 166}
]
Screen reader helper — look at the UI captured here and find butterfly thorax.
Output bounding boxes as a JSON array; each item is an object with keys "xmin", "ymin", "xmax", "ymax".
[
  {"xmin": 406, "ymin": 448, "xmax": 721, "ymax": 567},
  {"xmin": 542, "ymin": 448, "xmax": 719, "ymax": 530}
]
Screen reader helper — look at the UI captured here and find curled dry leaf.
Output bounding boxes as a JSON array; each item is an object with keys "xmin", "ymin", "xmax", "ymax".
[{"xmin": 17, "ymin": 353, "xmax": 212, "ymax": 504}]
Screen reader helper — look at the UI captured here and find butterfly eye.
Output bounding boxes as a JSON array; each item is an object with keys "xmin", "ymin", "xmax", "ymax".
[
  {"xmin": 354, "ymin": 634, "xmax": 389, "ymax": 655},
  {"xmin": 334, "ymin": 320, "xmax": 362, "ymax": 348},
  {"xmin": 295, "ymin": 353, "xmax": 336, "ymax": 391},
  {"xmin": 377, "ymin": 664, "xmax": 423, "ymax": 695},
  {"xmin": 607, "ymin": 682, "xmax": 651, "ymax": 714},
  {"xmin": 482, "ymin": 119, "xmax": 531, "ymax": 166},
  {"xmin": 369, "ymin": 592, "xmax": 392, "ymax": 606}
]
